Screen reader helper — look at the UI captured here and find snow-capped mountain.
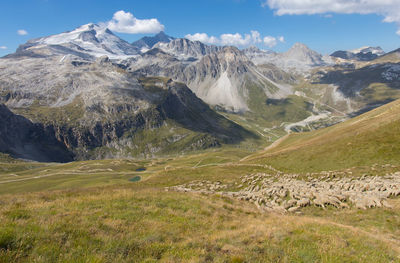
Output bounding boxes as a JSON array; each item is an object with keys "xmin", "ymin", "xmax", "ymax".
[
  {"xmin": 132, "ymin": 31, "xmax": 175, "ymax": 53},
  {"xmin": 11, "ymin": 23, "xmax": 139, "ymax": 59},
  {"xmin": 331, "ymin": 46, "xmax": 385, "ymax": 61}
]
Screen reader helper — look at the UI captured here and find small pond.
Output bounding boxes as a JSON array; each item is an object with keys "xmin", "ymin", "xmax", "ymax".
[{"xmin": 129, "ymin": 176, "xmax": 141, "ymax": 182}]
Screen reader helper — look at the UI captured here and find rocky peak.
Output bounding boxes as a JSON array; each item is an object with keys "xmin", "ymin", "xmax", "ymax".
[
  {"xmin": 283, "ymin": 42, "xmax": 324, "ymax": 66},
  {"xmin": 243, "ymin": 46, "xmax": 261, "ymax": 53},
  {"xmin": 154, "ymin": 38, "xmax": 221, "ymax": 60},
  {"xmin": 218, "ymin": 46, "xmax": 249, "ymax": 64},
  {"xmin": 132, "ymin": 31, "xmax": 175, "ymax": 51},
  {"xmin": 286, "ymin": 43, "xmax": 318, "ymax": 56}
]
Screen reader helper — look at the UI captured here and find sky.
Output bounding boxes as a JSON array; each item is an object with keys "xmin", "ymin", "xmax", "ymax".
[{"xmin": 0, "ymin": 0, "xmax": 400, "ymax": 56}]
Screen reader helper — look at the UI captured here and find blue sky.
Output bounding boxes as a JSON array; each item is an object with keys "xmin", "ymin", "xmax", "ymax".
[{"xmin": 0, "ymin": 0, "xmax": 399, "ymax": 56}]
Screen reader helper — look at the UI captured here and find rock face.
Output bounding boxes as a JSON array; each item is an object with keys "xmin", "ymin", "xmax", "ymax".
[
  {"xmin": 0, "ymin": 104, "xmax": 73, "ymax": 162},
  {"xmin": 128, "ymin": 46, "xmax": 293, "ymax": 111},
  {"xmin": 153, "ymin": 38, "xmax": 222, "ymax": 60},
  {"xmin": 243, "ymin": 46, "xmax": 276, "ymax": 65},
  {"xmin": 0, "ymin": 53, "xmax": 253, "ymax": 161},
  {"xmin": 159, "ymin": 81, "xmax": 251, "ymax": 143}
]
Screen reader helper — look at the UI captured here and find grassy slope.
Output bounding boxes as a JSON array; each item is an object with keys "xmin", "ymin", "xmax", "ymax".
[
  {"xmin": 369, "ymin": 50, "xmax": 400, "ymax": 64},
  {"xmin": 1, "ymin": 186, "xmax": 399, "ymax": 263},
  {"xmin": 0, "ymin": 148, "xmax": 252, "ymax": 195},
  {"xmin": 246, "ymin": 82, "xmax": 313, "ymax": 126},
  {"xmin": 1, "ymin": 143, "xmax": 400, "ymax": 261},
  {"xmin": 244, "ymin": 98, "xmax": 400, "ymax": 172},
  {"xmin": 2, "ymin": 99, "xmax": 400, "ymax": 261}
]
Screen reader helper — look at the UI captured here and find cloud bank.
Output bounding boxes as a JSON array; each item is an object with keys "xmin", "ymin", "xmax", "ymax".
[
  {"xmin": 0, "ymin": 46, "xmax": 7, "ymax": 50},
  {"xmin": 263, "ymin": 0, "xmax": 400, "ymax": 35},
  {"xmin": 185, "ymin": 31, "xmax": 284, "ymax": 48},
  {"xmin": 107, "ymin": 10, "xmax": 164, "ymax": 34}
]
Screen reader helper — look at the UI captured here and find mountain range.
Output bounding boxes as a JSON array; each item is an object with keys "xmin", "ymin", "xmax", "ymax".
[{"xmin": 1, "ymin": 23, "xmax": 399, "ymax": 162}]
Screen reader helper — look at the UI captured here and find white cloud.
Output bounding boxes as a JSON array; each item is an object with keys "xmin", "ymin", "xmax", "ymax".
[
  {"xmin": 17, "ymin": 29, "xmax": 28, "ymax": 35},
  {"xmin": 184, "ymin": 33, "xmax": 219, "ymax": 44},
  {"xmin": 263, "ymin": 36, "xmax": 277, "ymax": 48},
  {"xmin": 278, "ymin": 36, "xmax": 285, "ymax": 43},
  {"xmin": 186, "ymin": 30, "xmax": 282, "ymax": 47},
  {"xmin": 0, "ymin": 46, "xmax": 7, "ymax": 49},
  {"xmin": 106, "ymin": 10, "xmax": 164, "ymax": 34},
  {"xmin": 220, "ymin": 33, "xmax": 253, "ymax": 46},
  {"xmin": 263, "ymin": 0, "xmax": 400, "ymax": 35}
]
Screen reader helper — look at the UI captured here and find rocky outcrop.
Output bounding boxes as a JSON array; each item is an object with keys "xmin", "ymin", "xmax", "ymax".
[
  {"xmin": 42, "ymin": 107, "xmax": 164, "ymax": 159},
  {"xmin": 0, "ymin": 104, "xmax": 73, "ymax": 162},
  {"xmin": 160, "ymin": 81, "xmax": 253, "ymax": 143},
  {"xmin": 153, "ymin": 38, "xmax": 221, "ymax": 60}
]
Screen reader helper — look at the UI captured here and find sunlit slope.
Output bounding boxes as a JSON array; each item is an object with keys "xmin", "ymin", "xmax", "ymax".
[{"xmin": 244, "ymin": 98, "xmax": 400, "ymax": 172}]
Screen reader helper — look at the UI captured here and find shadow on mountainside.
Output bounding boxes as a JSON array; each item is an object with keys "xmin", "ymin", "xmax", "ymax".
[
  {"xmin": 316, "ymin": 63, "xmax": 400, "ymax": 97},
  {"xmin": 160, "ymin": 82, "xmax": 258, "ymax": 144},
  {"xmin": 0, "ymin": 104, "xmax": 74, "ymax": 162}
]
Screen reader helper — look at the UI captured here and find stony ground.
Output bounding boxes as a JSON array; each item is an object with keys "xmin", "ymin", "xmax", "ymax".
[{"xmin": 167, "ymin": 164, "xmax": 400, "ymax": 213}]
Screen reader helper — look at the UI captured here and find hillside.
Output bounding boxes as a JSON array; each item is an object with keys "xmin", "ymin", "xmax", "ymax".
[
  {"xmin": 244, "ymin": 98, "xmax": 400, "ymax": 172},
  {"xmin": 1, "ymin": 133, "xmax": 400, "ymax": 262},
  {"xmin": 1, "ymin": 94, "xmax": 400, "ymax": 262},
  {"xmin": 0, "ymin": 53, "xmax": 255, "ymax": 161}
]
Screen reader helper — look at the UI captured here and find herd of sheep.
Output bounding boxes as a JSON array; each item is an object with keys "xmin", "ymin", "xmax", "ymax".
[{"xmin": 167, "ymin": 169, "xmax": 400, "ymax": 212}]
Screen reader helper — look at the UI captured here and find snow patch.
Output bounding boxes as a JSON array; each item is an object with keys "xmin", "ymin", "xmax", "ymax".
[{"xmin": 34, "ymin": 23, "xmax": 138, "ymax": 59}]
